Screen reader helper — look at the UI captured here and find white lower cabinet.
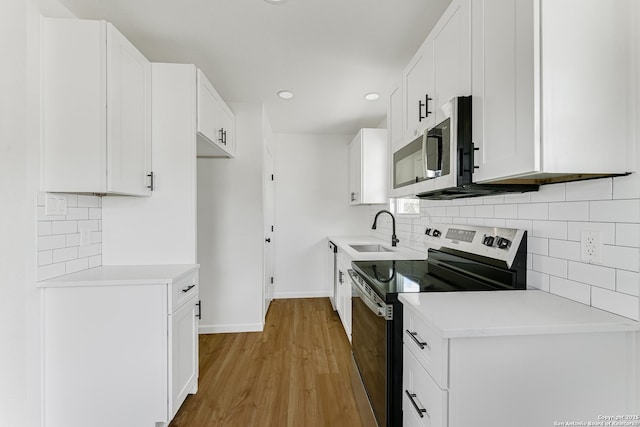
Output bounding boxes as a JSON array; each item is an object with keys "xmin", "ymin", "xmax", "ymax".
[
  {"xmin": 336, "ymin": 249, "xmax": 353, "ymax": 341},
  {"xmin": 41, "ymin": 267, "xmax": 199, "ymax": 427},
  {"xmin": 401, "ymin": 296, "xmax": 638, "ymax": 427}
]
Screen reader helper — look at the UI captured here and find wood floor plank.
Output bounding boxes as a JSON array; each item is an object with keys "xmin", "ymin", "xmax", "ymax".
[{"xmin": 169, "ymin": 298, "xmax": 364, "ymax": 427}]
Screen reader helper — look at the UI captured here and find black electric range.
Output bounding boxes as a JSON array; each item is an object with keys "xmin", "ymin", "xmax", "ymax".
[{"xmin": 349, "ymin": 224, "xmax": 527, "ymax": 427}]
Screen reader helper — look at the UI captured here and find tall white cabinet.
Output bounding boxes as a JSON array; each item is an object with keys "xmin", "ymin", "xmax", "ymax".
[{"xmin": 41, "ymin": 18, "xmax": 152, "ymax": 195}]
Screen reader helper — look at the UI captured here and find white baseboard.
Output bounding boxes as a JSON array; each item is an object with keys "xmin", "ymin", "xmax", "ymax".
[
  {"xmin": 274, "ymin": 290, "xmax": 332, "ymax": 299},
  {"xmin": 198, "ymin": 323, "xmax": 263, "ymax": 334}
]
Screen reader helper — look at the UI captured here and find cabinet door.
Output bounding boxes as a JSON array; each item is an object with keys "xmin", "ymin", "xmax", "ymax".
[
  {"xmin": 404, "ymin": 38, "xmax": 435, "ymax": 139},
  {"xmin": 219, "ymin": 103, "xmax": 236, "ymax": 157},
  {"xmin": 169, "ymin": 296, "xmax": 199, "ymax": 419},
  {"xmin": 433, "ymin": 0, "xmax": 471, "ymax": 125},
  {"xmin": 471, "ymin": 0, "xmax": 537, "ymax": 183},
  {"xmin": 388, "ymin": 83, "xmax": 404, "ymax": 153},
  {"xmin": 42, "ymin": 18, "xmax": 107, "ymax": 193},
  {"xmin": 348, "ymin": 133, "xmax": 362, "ymax": 204},
  {"xmin": 106, "ymin": 23, "xmax": 152, "ymax": 196}
]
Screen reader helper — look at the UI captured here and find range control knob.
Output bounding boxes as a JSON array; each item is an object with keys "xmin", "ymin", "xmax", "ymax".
[
  {"xmin": 425, "ymin": 228, "xmax": 432, "ymax": 235},
  {"xmin": 432, "ymin": 229, "xmax": 442, "ymax": 238},
  {"xmin": 497, "ymin": 237, "xmax": 511, "ymax": 249},
  {"xmin": 482, "ymin": 235, "xmax": 495, "ymax": 247}
]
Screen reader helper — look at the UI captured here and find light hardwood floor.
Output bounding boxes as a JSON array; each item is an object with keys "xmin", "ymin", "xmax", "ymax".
[{"xmin": 169, "ymin": 298, "xmax": 365, "ymax": 427}]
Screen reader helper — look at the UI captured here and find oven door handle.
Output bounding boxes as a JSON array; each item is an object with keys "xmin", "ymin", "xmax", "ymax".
[{"xmin": 348, "ymin": 270, "xmax": 390, "ymax": 319}]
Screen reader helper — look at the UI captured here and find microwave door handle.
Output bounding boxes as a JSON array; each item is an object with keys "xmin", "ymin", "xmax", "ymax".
[{"xmin": 421, "ymin": 134, "xmax": 428, "ymax": 180}]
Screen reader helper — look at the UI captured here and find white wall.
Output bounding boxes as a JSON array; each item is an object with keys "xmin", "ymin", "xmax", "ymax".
[
  {"xmin": 273, "ymin": 133, "xmax": 371, "ymax": 298},
  {"xmin": 197, "ymin": 102, "xmax": 265, "ymax": 333}
]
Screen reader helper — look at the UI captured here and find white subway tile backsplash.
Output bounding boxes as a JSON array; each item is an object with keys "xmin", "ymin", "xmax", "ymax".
[
  {"xmin": 459, "ymin": 206, "xmax": 475, "ymax": 217},
  {"xmin": 495, "ymin": 204, "xmax": 518, "ymax": 219},
  {"xmin": 567, "ymin": 222, "xmax": 615, "ymax": 244},
  {"xmin": 518, "ymin": 203, "xmax": 548, "ymax": 220},
  {"xmin": 37, "ymin": 192, "xmax": 102, "ymax": 281},
  {"xmin": 475, "ymin": 205, "xmax": 494, "ymax": 218},
  {"xmin": 53, "ymin": 247, "xmax": 79, "ymax": 263},
  {"xmin": 376, "ymin": 174, "xmax": 640, "ymax": 320},
  {"xmin": 548, "ymin": 239, "xmax": 581, "ymax": 261},
  {"xmin": 616, "ymin": 270, "xmax": 639, "ymax": 296},
  {"xmin": 38, "ymin": 235, "xmax": 66, "ymax": 251},
  {"xmin": 66, "ymin": 257, "xmax": 89, "ymax": 274},
  {"xmin": 51, "ymin": 220, "xmax": 77, "ymax": 235},
  {"xmin": 37, "ymin": 222, "xmax": 52, "ymax": 236},
  {"xmin": 527, "ymin": 270, "xmax": 550, "ymax": 292},
  {"xmin": 615, "ymin": 223, "xmax": 640, "ymax": 248},
  {"xmin": 613, "ymin": 174, "xmax": 640, "ymax": 200},
  {"xmin": 549, "ymin": 276, "xmax": 591, "ymax": 305},
  {"xmin": 566, "ymin": 178, "xmax": 612, "ymax": 201},
  {"xmin": 548, "ymin": 202, "xmax": 589, "ymax": 221},
  {"xmin": 530, "ymin": 183, "xmax": 565, "ymax": 203},
  {"xmin": 532, "ymin": 255, "xmax": 567, "ymax": 278},
  {"xmin": 77, "ymin": 195, "xmax": 100, "ymax": 207},
  {"xmin": 602, "ymin": 245, "xmax": 640, "ymax": 272},
  {"xmin": 38, "ymin": 251, "xmax": 52, "ymax": 267},
  {"xmin": 532, "ymin": 220, "xmax": 568, "ymax": 239},
  {"xmin": 38, "ymin": 262, "xmax": 66, "ymax": 281},
  {"xmin": 590, "ymin": 199, "xmax": 640, "ymax": 223},
  {"xmin": 568, "ymin": 261, "xmax": 616, "ymax": 290},
  {"xmin": 591, "ymin": 287, "xmax": 639, "ymax": 320},
  {"xmin": 528, "ymin": 237, "xmax": 549, "ymax": 256}
]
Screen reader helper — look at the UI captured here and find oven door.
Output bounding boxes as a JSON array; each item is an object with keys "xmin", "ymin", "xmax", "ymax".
[{"xmin": 349, "ymin": 270, "xmax": 389, "ymax": 427}]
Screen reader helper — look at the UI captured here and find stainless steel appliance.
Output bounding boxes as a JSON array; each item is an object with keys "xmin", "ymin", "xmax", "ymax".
[
  {"xmin": 392, "ymin": 96, "xmax": 538, "ymax": 199},
  {"xmin": 349, "ymin": 223, "xmax": 528, "ymax": 427},
  {"xmin": 328, "ymin": 240, "xmax": 337, "ymax": 310}
]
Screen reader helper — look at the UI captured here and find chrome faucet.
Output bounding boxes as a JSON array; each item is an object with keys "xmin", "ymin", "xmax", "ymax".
[{"xmin": 371, "ymin": 210, "xmax": 399, "ymax": 247}]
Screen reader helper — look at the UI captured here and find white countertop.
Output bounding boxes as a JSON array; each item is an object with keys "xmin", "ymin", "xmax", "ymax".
[
  {"xmin": 328, "ymin": 235, "xmax": 427, "ymax": 260},
  {"xmin": 38, "ymin": 264, "xmax": 199, "ymax": 288},
  {"xmin": 399, "ymin": 290, "xmax": 640, "ymax": 338}
]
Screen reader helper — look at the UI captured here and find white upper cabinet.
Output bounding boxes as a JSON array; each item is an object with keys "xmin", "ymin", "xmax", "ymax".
[
  {"xmin": 388, "ymin": 82, "xmax": 404, "ymax": 153},
  {"xmin": 349, "ymin": 129, "xmax": 388, "ymax": 205},
  {"xmin": 404, "ymin": 37, "xmax": 435, "ymax": 139},
  {"xmin": 472, "ymin": 0, "xmax": 637, "ymax": 183},
  {"xmin": 42, "ymin": 18, "xmax": 152, "ymax": 196},
  {"xmin": 432, "ymin": 0, "xmax": 471, "ymax": 125},
  {"xmin": 402, "ymin": 0, "xmax": 471, "ymax": 144},
  {"xmin": 196, "ymin": 69, "xmax": 235, "ymax": 158}
]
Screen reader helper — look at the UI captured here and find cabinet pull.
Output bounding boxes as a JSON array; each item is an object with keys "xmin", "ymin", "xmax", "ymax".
[
  {"xmin": 182, "ymin": 284, "xmax": 196, "ymax": 293},
  {"xmin": 196, "ymin": 300, "xmax": 202, "ymax": 320},
  {"xmin": 418, "ymin": 94, "xmax": 432, "ymax": 122},
  {"xmin": 146, "ymin": 171, "xmax": 154, "ymax": 191},
  {"xmin": 405, "ymin": 390, "xmax": 429, "ymax": 418},
  {"xmin": 338, "ymin": 270, "xmax": 344, "ymax": 284},
  {"xmin": 222, "ymin": 130, "xmax": 227, "ymax": 145},
  {"xmin": 218, "ymin": 128, "xmax": 224, "ymax": 145},
  {"xmin": 405, "ymin": 329, "xmax": 428, "ymax": 349},
  {"xmin": 350, "ymin": 192, "xmax": 356, "ymax": 202}
]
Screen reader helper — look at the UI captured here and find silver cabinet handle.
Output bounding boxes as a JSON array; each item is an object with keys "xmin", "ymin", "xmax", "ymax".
[
  {"xmin": 182, "ymin": 284, "xmax": 196, "ymax": 293},
  {"xmin": 405, "ymin": 390, "xmax": 428, "ymax": 418},
  {"xmin": 405, "ymin": 329, "xmax": 428, "ymax": 350}
]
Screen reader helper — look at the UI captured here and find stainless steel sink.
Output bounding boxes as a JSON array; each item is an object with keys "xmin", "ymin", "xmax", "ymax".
[{"xmin": 349, "ymin": 244, "xmax": 394, "ymax": 253}]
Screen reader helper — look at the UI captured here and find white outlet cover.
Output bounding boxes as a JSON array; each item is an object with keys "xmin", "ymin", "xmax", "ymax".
[
  {"xmin": 580, "ymin": 231, "xmax": 603, "ymax": 264},
  {"xmin": 44, "ymin": 193, "xmax": 67, "ymax": 216}
]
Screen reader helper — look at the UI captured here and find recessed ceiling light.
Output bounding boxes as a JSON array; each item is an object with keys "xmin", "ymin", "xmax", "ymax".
[
  {"xmin": 277, "ymin": 90, "xmax": 294, "ymax": 100},
  {"xmin": 264, "ymin": 0, "xmax": 287, "ymax": 4},
  {"xmin": 364, "ymin": 92, "xmax": 380, "ymax": 101}
]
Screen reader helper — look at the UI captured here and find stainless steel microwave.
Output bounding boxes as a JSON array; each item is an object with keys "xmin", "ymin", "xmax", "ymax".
[{"xmin": 393, "ymin": 96, "xmax": 470, "ymax": 191}]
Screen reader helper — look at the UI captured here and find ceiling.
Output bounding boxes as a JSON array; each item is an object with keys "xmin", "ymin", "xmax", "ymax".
[{"xmin": 56, "ymin": 0, "xmax": 452, "ymax": 134}]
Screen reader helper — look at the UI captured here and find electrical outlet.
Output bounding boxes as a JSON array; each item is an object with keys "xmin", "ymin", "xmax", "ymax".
[
  {"xmin": 79, "ymin": 225, "xmax": 91, "ymax": 247},
  {"xmin": 581, "ymin": 231, "xmax": 603, "ymax": 264}
]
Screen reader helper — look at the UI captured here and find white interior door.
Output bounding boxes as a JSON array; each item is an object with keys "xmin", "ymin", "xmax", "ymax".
[{"xmin": 263, "ymin": 145, "xmax": 275, "ymax": 319}]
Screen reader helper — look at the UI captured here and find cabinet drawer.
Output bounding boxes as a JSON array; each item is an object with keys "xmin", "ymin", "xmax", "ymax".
[
  {"xmin": 404, "ymin": 304, "xmax": 449, "ymax": 388},
  {"xmin": 403, "ymin": 345, "xmax": 448, "ymax": 427},
  {"xmin": 169, "ymin": 272, "xmax": 198, "ymax": 313}
]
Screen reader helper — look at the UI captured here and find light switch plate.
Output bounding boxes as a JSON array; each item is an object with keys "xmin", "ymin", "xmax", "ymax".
[{"xmin": 44, "ymin": 193, "xmax": 67, "ymax": 216}]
